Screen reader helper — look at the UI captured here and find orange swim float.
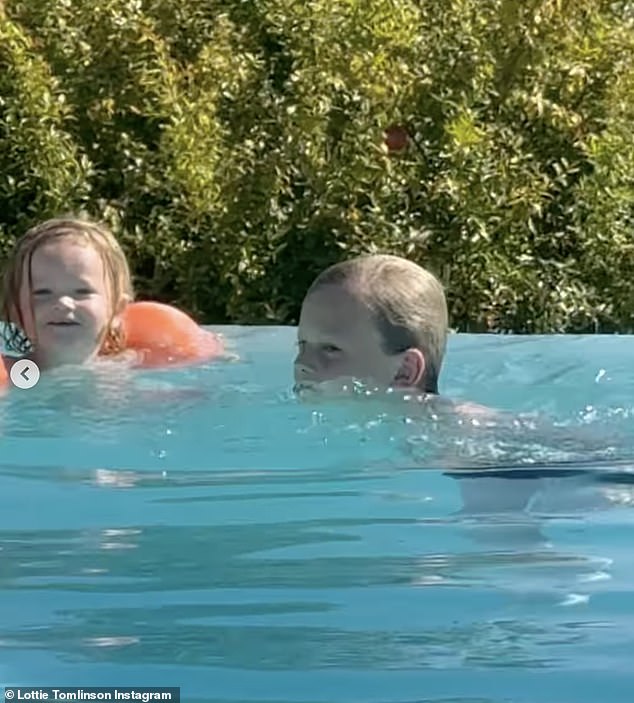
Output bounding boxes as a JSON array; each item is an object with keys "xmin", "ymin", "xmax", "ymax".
[
  {"xmin": 0, "ymin": 352, "xmax": 7, "ymax": 387},
  {"xmin": 0, "ymin": 301, "xmax": 223, "ymax": 385},
  {"xmin": 122, "ymin": 301, "xmax": 223, "ymax": 368}
]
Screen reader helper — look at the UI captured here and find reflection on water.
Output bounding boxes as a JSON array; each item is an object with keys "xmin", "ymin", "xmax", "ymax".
[{"xmin": 0, "ymin": 512, "xmax": 624, "ymax": 670}]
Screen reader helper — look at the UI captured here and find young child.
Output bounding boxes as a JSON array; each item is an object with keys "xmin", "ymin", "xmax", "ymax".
[
  {"xmin": 294, "ymin": 253, "xmax": 448, "ymax": 397},
  {"xmin": 1, "ymin": 217, "xmax": 133, "ymax": 372}
]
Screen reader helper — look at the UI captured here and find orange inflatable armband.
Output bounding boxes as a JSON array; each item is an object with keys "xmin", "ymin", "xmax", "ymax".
[
  {"xmin": 122, "ymin": 301, "xmax": 223, "ymax": 368},
  {"xmin": 0, "ymin": 355, "xmax": 7, "ymax": 387}
]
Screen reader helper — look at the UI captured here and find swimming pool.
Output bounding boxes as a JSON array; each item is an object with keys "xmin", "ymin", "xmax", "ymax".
[{"xmin": 1, "ymin": 328, "xmax": 633, "ymax": 702}]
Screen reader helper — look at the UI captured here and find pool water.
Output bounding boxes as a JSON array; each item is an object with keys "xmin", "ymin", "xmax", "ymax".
[{"xmin": 1, "ymin": 328, "xmax": 634, "ymax": 702}]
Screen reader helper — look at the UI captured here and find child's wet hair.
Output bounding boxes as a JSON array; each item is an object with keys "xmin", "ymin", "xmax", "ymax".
[
  {"xmin": 307, "ymin": 254, "xmax": 448, "ymax": 393},
  {"xmin": 0, "ymin": 217, "xmax": 134, "ymax": 355}
]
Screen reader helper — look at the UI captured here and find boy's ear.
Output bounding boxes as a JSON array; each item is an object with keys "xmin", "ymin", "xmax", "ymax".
[{"xmin": 393, "ymin": 348, "xmax": 425, "ymax": 387}]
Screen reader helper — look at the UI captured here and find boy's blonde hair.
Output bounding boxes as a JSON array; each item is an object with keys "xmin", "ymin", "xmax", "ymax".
[
  {"xmin": 307, "ymin": 254, "xmax": 448, "ymax": 393},
  {"xmin": 1, "ymin": 217, "xmax": 134, "ymax": 356}
]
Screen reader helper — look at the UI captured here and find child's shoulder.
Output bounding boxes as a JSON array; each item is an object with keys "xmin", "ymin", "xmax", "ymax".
[
  {"xmin": 418, "ymin": 392, "xmax": 499, "ymax": 421},
  {"xmin": 452, "ymin": 399, "xmax": 501, "ymax": 422}
]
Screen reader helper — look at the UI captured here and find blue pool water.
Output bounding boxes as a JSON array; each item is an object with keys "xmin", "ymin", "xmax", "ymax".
[{"xmin": 1, "ymin": 328, "xmax": 634, "ymax": 702}]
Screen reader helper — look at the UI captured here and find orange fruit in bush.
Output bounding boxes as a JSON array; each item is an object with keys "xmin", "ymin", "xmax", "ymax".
[{"xmin": 383, "ymin": 124, "xmax": 409, "ymax": 153}]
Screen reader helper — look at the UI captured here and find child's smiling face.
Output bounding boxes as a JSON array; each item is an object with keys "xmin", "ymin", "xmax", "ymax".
[{"xmin": 20, "ymin": 236, "xmax": 121, "ymax": 368}]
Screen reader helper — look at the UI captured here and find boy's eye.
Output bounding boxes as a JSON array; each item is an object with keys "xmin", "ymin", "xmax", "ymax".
[
  {"xmin": 32, "ymin": 289, "xmax": 51, "ymax": 296},
  {"xmin": 75, "ymin": 288, "xmax": 95, "ymax": 296},
  {"xmin": 297, "ymin": 341, "xmax": 340, "ymax": 354}
]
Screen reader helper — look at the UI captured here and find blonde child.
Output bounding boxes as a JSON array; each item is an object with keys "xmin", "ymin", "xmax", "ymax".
[
  {"xmin": 293, "ymin": 253, "xmax": 623, "ymax": 523},
  {"xmin": 294, "ymin": 253, "xmax": 448, "ymax": 396},
  {"xmin": 0, "ymin": 216, "xmax": 222, "ymax": 411},
  {"xmin": 1, "ymin": 217, "xmax": 133, "ymax": 372},
  {"xmin": 292, "ymin": 254, "xmax": 549, "ymax": 521}
]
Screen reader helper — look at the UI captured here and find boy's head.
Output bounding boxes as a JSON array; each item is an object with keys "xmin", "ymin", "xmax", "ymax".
[
  {"xmin": 294, "ymin": 254, "xmax": 448, "ymax": 394},
  {"xmin": 1, "ymin": 217, "xmax": 134, "ymax": 367}
]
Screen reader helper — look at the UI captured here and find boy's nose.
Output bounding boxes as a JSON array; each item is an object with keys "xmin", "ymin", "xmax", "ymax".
[{"xmin": 293, "ymin": 358, "xmax": 314, "ymax": 381}]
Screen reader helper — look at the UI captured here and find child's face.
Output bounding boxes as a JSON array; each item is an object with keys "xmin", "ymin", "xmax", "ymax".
[
  {"xmin": 294, "ymin": 283, "xmax": 419, "ymax": 392},
  {"xmin": 19, "ymin": 237, "xmax": 123, "ymax": 368}
]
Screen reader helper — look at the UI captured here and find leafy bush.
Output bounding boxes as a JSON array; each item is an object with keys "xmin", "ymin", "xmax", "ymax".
[{"xmin": 1, "ymin": 0, "xmax": 633, "ymax": 331}]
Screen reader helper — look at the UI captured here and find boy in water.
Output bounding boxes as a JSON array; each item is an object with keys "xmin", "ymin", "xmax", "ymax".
[
  {"xmin": 293, "ymin": 253, "xmax": 620, "ymax": 525},
  {"xmin": 292, "ymin": 253, "xmax": 549, "ymax": 525},
  {"xmin": 294, "ymin": 253, "xmax": 448, "ymax": 398}
]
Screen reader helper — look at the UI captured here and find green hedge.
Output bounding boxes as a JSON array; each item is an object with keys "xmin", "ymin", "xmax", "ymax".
[{"xmin": 2, "ymin": 0, "xmax": 634, "ymax": 331}]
